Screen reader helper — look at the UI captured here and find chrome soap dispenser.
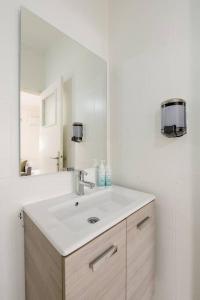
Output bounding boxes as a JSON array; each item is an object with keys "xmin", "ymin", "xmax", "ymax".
[{"xmin": 161, "ymin": 98, "xmax": 187, "ymax": 137}]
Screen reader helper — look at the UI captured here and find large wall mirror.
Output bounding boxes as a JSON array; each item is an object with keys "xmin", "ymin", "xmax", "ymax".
[{"xmin": 20, "ymin": 8, "xmax": 107, "ymax": 176}]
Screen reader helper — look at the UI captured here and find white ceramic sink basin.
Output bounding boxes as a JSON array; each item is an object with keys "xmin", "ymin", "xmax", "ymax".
[
  {"xmin": 50, "ymin": 189, "xmax": 133, "ymax": 232},
  {"xmin": 24, "ymin": 185, "xmax": 155, "ymax": 256}
]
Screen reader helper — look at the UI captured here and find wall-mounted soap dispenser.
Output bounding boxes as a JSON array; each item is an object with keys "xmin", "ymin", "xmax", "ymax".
[
  {"xmin": 161, "ymin": 98, "xmax": 187, "ymax": 137},
  {"xmin": 71, "ymin": 122, "xmax": 83, "ymax": 142}
]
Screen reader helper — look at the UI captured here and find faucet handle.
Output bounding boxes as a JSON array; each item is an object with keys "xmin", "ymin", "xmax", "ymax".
[
  {"xmin": 80, "ymin": 170, "xmax": 88, "ymax": 175},
  {"xmin": 75, "ymin": 169, "xmax": 88, "ymax": 180}
]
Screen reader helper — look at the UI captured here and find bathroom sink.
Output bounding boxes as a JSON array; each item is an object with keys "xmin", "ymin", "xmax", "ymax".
[
  {"xmin": 49, "ymin": 189, "xmax": 133, "ymax": 232},
  {"xmin": 23, "ymin": 185, "xmax": 155, "ymax": 256}
]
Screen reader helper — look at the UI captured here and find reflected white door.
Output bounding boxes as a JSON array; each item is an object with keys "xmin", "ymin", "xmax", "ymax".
[{"xmin": 39, "ymin": 79, "xmax": 63, "ymax": 174}]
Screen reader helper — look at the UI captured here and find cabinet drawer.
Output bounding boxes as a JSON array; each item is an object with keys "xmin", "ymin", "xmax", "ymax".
[
  {"xmin": 127, "ymin": 202, "xmax": 155, "ymax": 300},
  {"xmin": 64, "ymin": 221, "xmax": 126, "ymax": 300}
]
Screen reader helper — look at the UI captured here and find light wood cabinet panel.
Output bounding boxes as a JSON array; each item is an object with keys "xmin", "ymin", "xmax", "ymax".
[
  {"xmin": 127, "ymin": 202, "xmax": 155, "ymax": 300},
  {"xmin": 64, "ymin": 221, "xmax": 126, "ymax": 300}
]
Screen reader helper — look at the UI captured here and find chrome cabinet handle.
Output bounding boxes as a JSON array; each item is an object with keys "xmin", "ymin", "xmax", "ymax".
[
  {"xmin": 137, "ymin": 216, "xmax": 150, "ymax": 230},
  {"xmin": 89, "ymin": 245, "xmax": 118, "ymax": 272}
]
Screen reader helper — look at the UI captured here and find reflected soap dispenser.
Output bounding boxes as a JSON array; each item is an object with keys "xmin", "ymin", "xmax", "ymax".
[
  {"xmin": 97, "ymin": 160, "xmax": 106, "ymax": 187},
  {"xmin": 71, "ymin": 122, "xmax": 83, "ymax": 142}
]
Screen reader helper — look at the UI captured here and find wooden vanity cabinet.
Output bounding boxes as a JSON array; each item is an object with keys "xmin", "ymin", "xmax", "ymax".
[
  {"xmin": 127, "ymin": 202, "xmax": 155, "ymax": 300},
  {"xmin": 24, "ymin": 201, "xmax": 155, "ymax": 300}
]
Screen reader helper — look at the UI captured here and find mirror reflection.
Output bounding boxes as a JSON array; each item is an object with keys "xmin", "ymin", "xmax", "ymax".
[{"xmin": 20, "ymin": 8, "xmax": 107, "ymax": 176}]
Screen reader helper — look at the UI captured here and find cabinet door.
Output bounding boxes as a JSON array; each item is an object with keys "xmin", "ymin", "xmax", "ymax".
[
  {"xmin": 127, "ymin": 202, "xmax": 155, "ymax": 300},
  {"xmin": 64, "ymin": 221, "xmax": 126, "ymax": 300}
]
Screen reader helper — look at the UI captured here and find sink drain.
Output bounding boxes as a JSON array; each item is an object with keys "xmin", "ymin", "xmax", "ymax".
[{"xmin": 87, "ymin": 217, "xmax": 100, "ymax": 224}]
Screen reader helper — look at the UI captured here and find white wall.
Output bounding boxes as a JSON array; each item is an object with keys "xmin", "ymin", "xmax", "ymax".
[
  {"xmin": 0, "ymin": 1, "xmax": 108, "ymax": 300},
  {"xmin": 191, "ymin": 1, "xmax": 200, "ymax": 298},
  {"xmin": 109, "ymin": 0, "xmax": 194, "ymax": 299}
]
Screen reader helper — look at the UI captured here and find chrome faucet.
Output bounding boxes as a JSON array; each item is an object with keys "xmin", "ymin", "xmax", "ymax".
[{"xmin": 75, "ymin": 170, "xmax": 95, "ymax": 195}]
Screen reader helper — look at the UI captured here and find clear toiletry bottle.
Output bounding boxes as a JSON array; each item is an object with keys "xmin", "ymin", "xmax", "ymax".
[
  {"xmin": 93, "ymin": 159, "xmax": 98, "ymax": 186},
  {"xmin": 105, "ymin": 165, "xmax": 112, "ymax": 186},
  {"xmin": 97, "ymin": 160, "xmax": 106, "ymax": 187}
]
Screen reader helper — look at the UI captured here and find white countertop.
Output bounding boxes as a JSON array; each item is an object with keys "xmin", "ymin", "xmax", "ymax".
[{"xmin": 23, "ymin": 185, "xmax": 155, "ymax": 256}]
